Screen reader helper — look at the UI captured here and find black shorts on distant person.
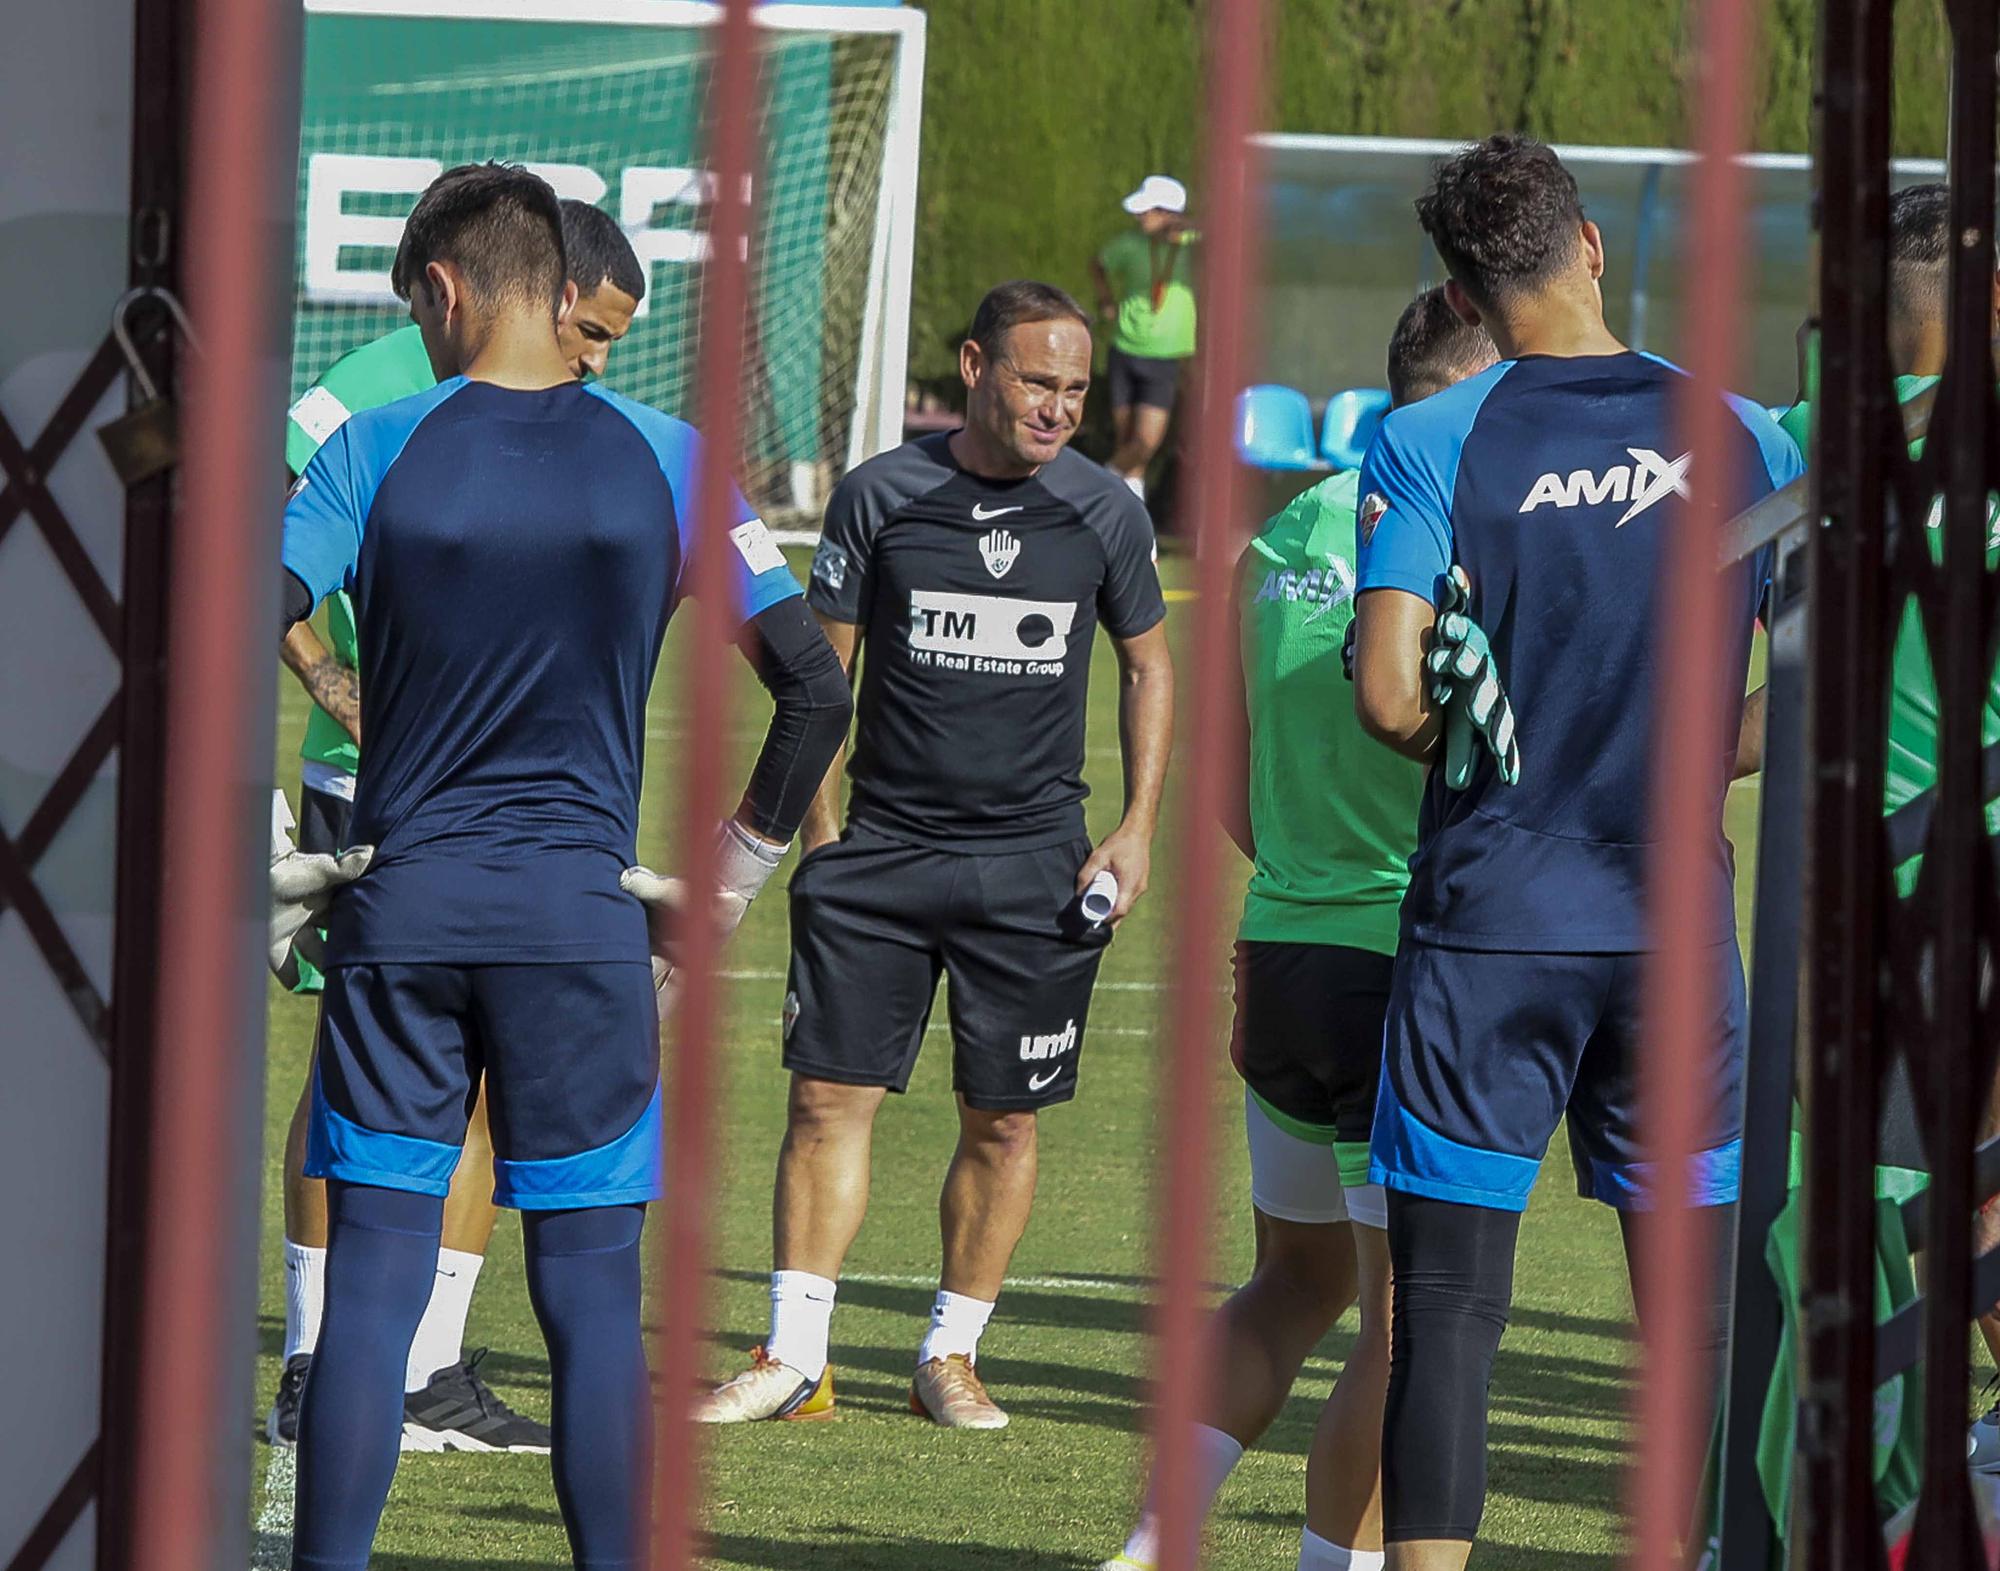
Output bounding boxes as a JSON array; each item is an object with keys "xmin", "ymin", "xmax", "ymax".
[
  {"xmin": 298, "ymin": 782, "xmax": 354, "ymax": 856},
  {"xmin": 782, "ymin": 824, "xmax": 1107, "ymax": 1111},
  {"xmin": 1231, "ymin": 940, "xmax": 1393, "ymax": 1145},
  {"xmin": 1106, "ymin": 346, "xmax": 1183, "ymax": 413}
]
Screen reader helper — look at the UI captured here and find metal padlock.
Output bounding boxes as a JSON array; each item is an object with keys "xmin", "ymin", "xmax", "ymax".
[{"xmin": 98, "ymin": 286, "xmax": 196, "ymax": 486}]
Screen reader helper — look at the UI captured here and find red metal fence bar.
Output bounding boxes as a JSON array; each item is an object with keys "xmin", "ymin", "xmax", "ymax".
[
  {"xmin": 1633, "ymin": 0, "xmax": 1757, "ymax": 1564},
  {"xmin": 650, "ymin": 2, "xmax": 759, "ymax": 1567},
  {"xmin": 1152, "ymin": 6, "xmax": 1266, "ymax": 1570},
  {"xmin": 127, "ymin": 0, "xmax": 294, "ymax": 1564}
]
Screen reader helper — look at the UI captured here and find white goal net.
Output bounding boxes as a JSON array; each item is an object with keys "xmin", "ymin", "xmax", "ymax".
[{"xmin": 291, "ymin": 0, "xmax": 926, "ymax": 529}]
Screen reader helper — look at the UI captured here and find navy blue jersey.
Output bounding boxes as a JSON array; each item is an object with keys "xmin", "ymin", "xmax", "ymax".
[
  {"xmin": 282, "ymin": 378, "xmax": 801, "ymax": 965},
  {"xmin": 1354, "ymin": 351, "xmax": 1801, "ymax": 952}
]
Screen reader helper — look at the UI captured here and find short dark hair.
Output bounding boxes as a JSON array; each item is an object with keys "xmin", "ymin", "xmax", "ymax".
[
  {"xmin": 1415, "ymin": 134, "xmax": 1587, "ymax": 308},
  {"xmin": 1386, "ymin": 286, "xmax": 1496, "ymax": 406},
  {"xmin": 559, "ymin": 199, "xmax": 646, "ymax": 303},
  {"xmin": 391, "ymin": 162, "xmax": 567, "ymax": 317},
  {"xmin": 968, "ymin": 280, "xmax": 1090, "ymax": 360},
  {"xmin": 1888, "ymin": 182, "xmax": 1951, "ymax": 329}
]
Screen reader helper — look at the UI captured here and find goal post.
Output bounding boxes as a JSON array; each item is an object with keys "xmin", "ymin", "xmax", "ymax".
[{"xmin": 292, "ymin": 0, "xmax": 925, "ymax": 529}]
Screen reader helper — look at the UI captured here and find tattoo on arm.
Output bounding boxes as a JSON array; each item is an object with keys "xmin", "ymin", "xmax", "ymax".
[{"xmin": 301, "ymin": 652, "xmax": 362, "ymax": 745}]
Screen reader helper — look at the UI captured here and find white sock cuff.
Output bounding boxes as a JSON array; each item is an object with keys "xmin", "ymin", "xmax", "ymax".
[
  {"xmin": 930, "ymin": 1289, "xmax": 996, "ymax": 1324},
  {"xmin": 1299, "ymin": 1527, "xmax": 1382, "ymax": 1571},
  {"xmin": 771, "ymin": 1268, "xmax": 838, "ymax": 1302},
  {"xmin": 281, "ymin": 1240, "xmax": 327, "ymax": 1363},
  {"xmin": 1194, "ymin": 1421, "xmax": 1246, "ymax": 1467},
  {"xmin": 436, "ymin": 1246, "xmax": 485, "ymax": 1280}
]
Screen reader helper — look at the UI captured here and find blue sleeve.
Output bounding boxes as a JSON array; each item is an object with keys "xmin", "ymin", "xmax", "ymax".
[
  {"xmin": 1354, "ymin": 418, "xmax": 1454, "ymax": 607},
  {"xmin": 282, "ymin": 378, "xmax": 466, "ymax": 608},
  {"xmin": 282, "ymin": 424, "xmax": 364, "ymax": 605},
  {"xmin": 1726, "ymin": 393, "xmax": 1807, "ymax": 494},
  {"xmin": 588, "ymin": 388, "xmax": 802, "ymax": 624}
]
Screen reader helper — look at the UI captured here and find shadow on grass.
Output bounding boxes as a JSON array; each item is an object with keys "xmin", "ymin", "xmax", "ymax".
[{"xmin": 701, "ymin": 1526, "xmax": 1090, "ymax": 1569}]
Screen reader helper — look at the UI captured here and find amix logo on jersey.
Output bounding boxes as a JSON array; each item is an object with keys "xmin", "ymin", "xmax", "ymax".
[
  {"xmin": 1018, "ymin": 1019, "xmax": 1078, "ymax": 1062},
  {"xmin": 1252, "ymin": 557, "xmax": 1354, "ymax": 621},
  {"xmin": 1518, "ymin": 446, "xmax": 1692, "ymax": 527},
  {"xmin": 908, "ymin": 589, "xmax": 1077, "ymax": 676}
]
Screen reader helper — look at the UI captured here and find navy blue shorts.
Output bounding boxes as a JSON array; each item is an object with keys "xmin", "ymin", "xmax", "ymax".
[
  {"xmin": 305, "ymin": 961, "xmax": 661, "ymax": 1210},
  {"xmin": 1368, "ymin": 942, "xmax": 1746, "ymax": 1213}
]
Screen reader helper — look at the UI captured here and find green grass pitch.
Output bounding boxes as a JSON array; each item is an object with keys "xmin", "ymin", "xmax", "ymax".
[{"xmin": 252, "ymin": 548, "xmax": 1765, "ymax": 1569}]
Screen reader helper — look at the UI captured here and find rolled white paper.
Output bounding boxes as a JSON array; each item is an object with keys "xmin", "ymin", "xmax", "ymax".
[{"xmin": 1080, "ymin": 869, "xmax": 1119, "ymax": 926}]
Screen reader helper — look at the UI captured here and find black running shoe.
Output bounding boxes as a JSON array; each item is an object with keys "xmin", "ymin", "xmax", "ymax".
[
  {"xmin": 401, "ymin": 1348, "xmax": 552, "ymax": 1453},
  {"xmin": 266, "ymin": 1353, "xmax": 311, "ymax": 1447}
]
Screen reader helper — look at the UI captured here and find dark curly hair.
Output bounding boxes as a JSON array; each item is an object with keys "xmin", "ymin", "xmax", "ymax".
[
  {"xmin": 391, "ymin": 162, "xmax": 567, "ymax": 318},
  {"xmin": 1414, "ymin": 134, "xmax": 1587, "ymax": 308}
]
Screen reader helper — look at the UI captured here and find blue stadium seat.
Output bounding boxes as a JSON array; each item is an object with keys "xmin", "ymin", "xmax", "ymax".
[
  {"xmin": 1235, "ymin": 384, "xmax": 1327, "ymax": 472},
  {"xmin": 1320, "ymin": 387, "xmax": 1393, "ymax": 471}
]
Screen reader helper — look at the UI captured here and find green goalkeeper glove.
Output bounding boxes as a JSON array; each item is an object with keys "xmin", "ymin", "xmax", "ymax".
[
  {"xmin": 269, "ymin": 790, "xmax": 373, "ymax": 989},
  {"xmin": 621, "ymin": 818, "xmax": 784, "ymax": 1024},
  {"xmin": 1426, "ymin": 566, "xmax": 1522, "ymax": 790}
]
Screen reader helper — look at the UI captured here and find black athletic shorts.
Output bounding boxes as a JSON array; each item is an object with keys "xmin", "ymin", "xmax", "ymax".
[
  {"xmin": 783, "ymin": 824, "xmax": 1106, "ymax": 1111},
  {"xmin": 1230, "ymin": 940, "xmax": 1393, "ymax": 1145},
  {"xmin": 297, "ymin": 781, "xmax": 354, "ymax": 855},
  {"xmin": 1106, "ymin": 346, "xmax": 1183, "ymax": 413}
]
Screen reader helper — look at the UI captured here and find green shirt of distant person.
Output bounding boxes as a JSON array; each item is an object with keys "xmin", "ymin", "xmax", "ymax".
[
  {"xmin": 1094, "ymin": 226, "xmax": 1199, "ymax": 361},
  {"xmin": 1778, "ymin": 373, "xmax": 2000, "ymax": 895},
  {"xmin": 284, "ymin": 324, "xmax": 437, "ymax": 774}
]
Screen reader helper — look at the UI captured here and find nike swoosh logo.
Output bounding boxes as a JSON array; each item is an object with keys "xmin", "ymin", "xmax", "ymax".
[
  {"xmin": 971, "ymin": 503, "xmax": 1023, "ymax": 521},
  {"xmin": 1027, "ymin": 1066, "xmax": 1062, "ymax": 1092}
]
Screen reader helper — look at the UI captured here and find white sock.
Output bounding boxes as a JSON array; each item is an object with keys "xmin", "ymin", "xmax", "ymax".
[
  {"xmin": 918, "ymin": 1288, "xmax": 996, "ymax": 1366},
  {"xmin": 282, "ymin": 1240, "xmax": 326, "ymax": 1362},
  {"xmin": 1123, "ymin": 474, "xmax": 1147, "ymax": 500},
  {"xmin": 766, "ymin": 1269, "xmax": 837, "ymax": 1380},
  {"xmin": 1299, "ymin": 1526, "xmax": 1383, "ymax": 1570},
  {"xmin": 404, "ymin": 1247, "xmax": 483, "ymax": 1392},
  {"xmin": 1121, "ymin": 1423, "xmax": 1246, "ymax": 1564}
]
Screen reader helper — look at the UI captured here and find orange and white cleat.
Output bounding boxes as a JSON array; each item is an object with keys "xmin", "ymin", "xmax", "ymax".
[
  {"xmin": 909, "ymin": 1354, "xmax": 1009, "ymax": 1429},
  {"xmin": 694, "ymin": 1346, "xmax": 835, "ymax": 1423}
]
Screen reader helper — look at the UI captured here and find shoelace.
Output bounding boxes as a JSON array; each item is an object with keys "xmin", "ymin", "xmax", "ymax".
[{"xmin": 455, "ymin": 1348, "xmax": 504, "ymax": 1419}]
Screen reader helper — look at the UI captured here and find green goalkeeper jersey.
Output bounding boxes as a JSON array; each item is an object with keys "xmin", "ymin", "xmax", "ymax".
[
  {"xmin": 1236, "ymin": 468, "xmax": 1424, "ymax": 955},
  {"xmin": 283, "ymin": 324, "xmax": 437, "ymax": 774},
  {"xmin": 1778, "ymin": 375, "xmax": 2000, "ymax": 891}
]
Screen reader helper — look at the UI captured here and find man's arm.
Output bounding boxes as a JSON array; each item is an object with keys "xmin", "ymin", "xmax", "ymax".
[
  {"xmin": 1353, "ymin": 587, "xmax": 1440, "ymax": 763},
  {"xmin": 735, "ymin": 598, "xmax": 854, "ymax": 848},
  {"xmin": 1087, "ymin": 254, "xmax": 1117, "ymax": 325},
  {"xmin": 1077, "ymin": 620, "xmax": 1174, "ymax": 923},
  {"xmin": 280, "ymin": 619, "xmax": 362, "ymax": 746},
  {"xmin": 797, "ymin": 613, "xmax": 861, "ymax": 852},
  {"xmin": 1733, "ymin": 684, "xmax": 1767, "ymax": 779}
]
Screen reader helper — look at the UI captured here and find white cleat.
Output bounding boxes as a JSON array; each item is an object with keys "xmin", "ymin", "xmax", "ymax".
[{"xmin": 694, "ymin": 1346, "xmax": 836, "ymax": 1423}]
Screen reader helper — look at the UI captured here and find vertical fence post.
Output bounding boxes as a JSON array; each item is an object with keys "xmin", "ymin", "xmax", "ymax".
[
  {"xmin": 1152, "ymin": 5, "xmax": 1265, "ymax": 1570},
  {"xmin": 651, "ymin": 3, "xmax": 759, "ymax": 1567},
  {"xmin": 1904, "ymin": 2, "xmax": 1999, "ymax": 1563},
  {"xmin": 1794, "ymin": 0, "xmax": 1896, "ymax": 1564},
  {"xmin": 127, "ymin": 0, "xmax": 299, "ymax": 1565},
  {"xmin": 1634, "ymin": 1, "xmax": 1757, "ymax": 1564}
]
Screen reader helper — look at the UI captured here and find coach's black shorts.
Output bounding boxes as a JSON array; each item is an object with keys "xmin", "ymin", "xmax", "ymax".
[
  {"xmin": 783, "ymin": 825, "xmax": 1106, "ymax": 1111},
  {"xmin": 297, "ymin": 781, "xmax": 354, "ymax": 856},
  {"xmin": 1106, "ymin": 347, "xmax": 1184, "ymax": 413},
  {"xmin": 1232, "ymin": 941, "xmax": 1392, "ymax": 1149}
]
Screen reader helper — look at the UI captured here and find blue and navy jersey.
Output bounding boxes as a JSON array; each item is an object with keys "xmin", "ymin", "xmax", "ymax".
[
  {"xmin": 282, "ymin": 377, "xmax": 801, "ymax": 965},
  {"xmin": 1355, "ymin": 351, "xmax": 1801, "ymax": 952}
]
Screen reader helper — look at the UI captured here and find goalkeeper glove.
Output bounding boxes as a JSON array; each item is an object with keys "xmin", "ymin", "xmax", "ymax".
[
  {"xmin": 1426, "ymin": 566, "xmax": 1522, "ymax": 790},
  {"xmin": 621, "ymin": 817, "xmax": 784, "ymax": 1024},
  {"xmin": 269, "ymin": 789, "xmax": 373, "ymax": 989}
]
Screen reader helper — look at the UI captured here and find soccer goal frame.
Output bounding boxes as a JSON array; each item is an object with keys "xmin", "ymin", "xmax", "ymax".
[{"xmin": 299, "ymin": 0, "xmax": 926, "ymax": 496}]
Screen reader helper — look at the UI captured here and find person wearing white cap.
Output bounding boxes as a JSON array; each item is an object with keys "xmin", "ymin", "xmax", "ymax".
[{"xmin": 1089, "ymin": 174, "xmax": 1200, "ymax": 501}]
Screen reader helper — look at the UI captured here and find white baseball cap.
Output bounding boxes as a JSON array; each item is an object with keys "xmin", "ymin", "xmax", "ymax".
[{"xmin": 1121, "ymin": 174, "xmax": 1187, "ymax": 216}]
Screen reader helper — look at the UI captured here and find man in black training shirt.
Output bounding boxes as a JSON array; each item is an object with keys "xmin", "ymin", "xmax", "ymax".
[{"xmin": 697, "ymin": 281, "xmax": 1174, "ymax": 1430}]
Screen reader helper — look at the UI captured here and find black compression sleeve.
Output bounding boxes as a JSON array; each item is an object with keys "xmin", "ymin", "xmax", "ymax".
[
  {"xmin": 282, "ymin": 568, "xmax": 315, "ymax": 637},
  {"xmin": 737, "ymin": 597, "xmax": 852, "ymax": 843}
]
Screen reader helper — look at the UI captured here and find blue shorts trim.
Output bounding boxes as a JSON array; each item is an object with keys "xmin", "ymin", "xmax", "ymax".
[
  {"xmin": 304, "ymin": 1065, "xmax": 462, "ymax": 1198},
  {"xmin": 492, "ymin": 1081, "xmax": 663, "ymax": 1211},
  {"xmin": 1584, "ymin": 1138, "xmax": 1743, "ymax": 1211},
  {"xmin": 1367, "ymin": 1072, "xmax": 1541, "ymax": 1212}
]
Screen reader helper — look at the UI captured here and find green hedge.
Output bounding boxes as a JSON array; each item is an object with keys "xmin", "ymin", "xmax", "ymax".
[{"xmin": 907, "ymin": 0, "xmax": 1951, "ymax": 382}]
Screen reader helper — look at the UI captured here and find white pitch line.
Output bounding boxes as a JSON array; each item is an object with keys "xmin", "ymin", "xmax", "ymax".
[
  {"xmin": 250, "ymin": 1447, "xmax": 295, "ymax": 1569},
  {"xmin": 718, "ymin": 969, "xmax": 1167, "ymax": 992}
]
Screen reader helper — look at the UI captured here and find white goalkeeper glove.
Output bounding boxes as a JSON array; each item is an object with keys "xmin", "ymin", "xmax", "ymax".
[
  {"xmin": 269, "ymin": 789, "xmax": 373, "ymax": 990},
  {"xmin": 621, "ymin": 817, "xmax": 784, "ymax": 1024}
]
